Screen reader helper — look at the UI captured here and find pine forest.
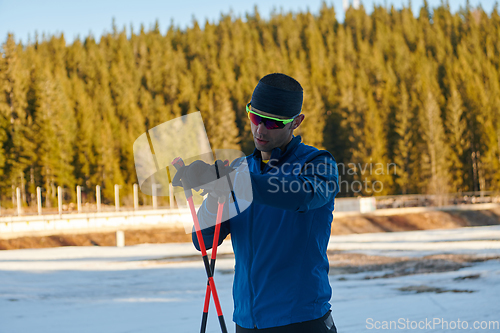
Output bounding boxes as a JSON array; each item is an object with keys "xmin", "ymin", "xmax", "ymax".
[{"xmin": 1, "ymin": 2, "xmax": 500, "ymax": 208}]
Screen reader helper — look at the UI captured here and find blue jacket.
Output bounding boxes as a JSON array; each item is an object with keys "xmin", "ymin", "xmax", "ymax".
[{"xmin": 193, "ymin": 136, "xmax": 339, "ymax": 329}]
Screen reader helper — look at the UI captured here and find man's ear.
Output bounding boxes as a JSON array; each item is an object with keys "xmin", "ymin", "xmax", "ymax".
[{"xmin": 292, "ymin": 114, "xmax": 305, "ymax": 129}]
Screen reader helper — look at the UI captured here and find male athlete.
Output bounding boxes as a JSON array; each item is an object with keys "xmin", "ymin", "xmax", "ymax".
[{"xmin": 181, "ymin": 73, "xmax": 339, "ymax": 332}]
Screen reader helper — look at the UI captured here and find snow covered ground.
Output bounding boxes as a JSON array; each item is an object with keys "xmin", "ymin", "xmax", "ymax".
[{"xmin": 1, "ymin": 226, "xmax": 500, "ymax": 333}]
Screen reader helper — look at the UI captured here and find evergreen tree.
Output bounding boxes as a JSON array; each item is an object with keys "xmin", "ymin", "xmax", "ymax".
[
  {"xmin": 1, "ymin": 34, "xmax": 35, "ymax": 204},
  {"xmin": 393, "ymin": 82, "xmax": 413, "ymax": 194},
  {"xmin": 444, "ymin": 78, "xmax": 467, "ymax": 192}
]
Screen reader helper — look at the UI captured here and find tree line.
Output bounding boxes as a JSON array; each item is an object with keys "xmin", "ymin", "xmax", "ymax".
[{"xmin": 0, "ymin": 1, "xmax": 499, "ymax": 207}]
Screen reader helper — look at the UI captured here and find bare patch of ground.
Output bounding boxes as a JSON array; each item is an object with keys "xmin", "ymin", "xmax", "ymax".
[
  {"xmin": 0, "ymin": 227, "xmax": 192, "ymax": 250},
  {"xmin": 327, "ymin": 251, "xmax": 500, "ymax": 279},
  {"xmin": 332, "ymin": 208, "xmax": 500, "ymax": 235},
  {"xmin": 453, "ymin": 274, "xmax": 480, "ymax": 281},
  {"xmin": 398, "ymin": 285, "xmax": 475, "ymax": 294},
  {"xmin": 144, "ymin": 252, "xmax": 235, "ymax": 265}
]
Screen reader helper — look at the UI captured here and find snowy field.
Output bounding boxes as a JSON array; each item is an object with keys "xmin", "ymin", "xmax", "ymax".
[{"xmin": 1, "ymin": 226, "xmax": 500, "ymax": 333}]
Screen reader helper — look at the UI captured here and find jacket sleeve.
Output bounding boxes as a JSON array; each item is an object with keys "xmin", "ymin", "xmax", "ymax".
[
  {"xmin": 192, "ymin": 193, "xmax": 231, "ymax": 252},
  {"xmin": 243, "ymin": 152, "xmax": 339, "ymax": 213}
]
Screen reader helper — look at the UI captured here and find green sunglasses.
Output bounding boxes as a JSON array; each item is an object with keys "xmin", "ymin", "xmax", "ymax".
[{"xmin": 246, "ymin": 103, "xmax": 297, "ymax": 129}]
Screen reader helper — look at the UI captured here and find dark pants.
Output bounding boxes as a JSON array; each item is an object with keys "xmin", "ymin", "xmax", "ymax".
[{"xmin": 236, "ymin": 310, "xmax": 337, "ymax": 333}]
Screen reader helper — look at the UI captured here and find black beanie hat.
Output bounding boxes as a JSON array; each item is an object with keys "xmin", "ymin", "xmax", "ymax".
[{"xmin": 250, "ymin": 73, "xmax": 303, "ymax": 118}]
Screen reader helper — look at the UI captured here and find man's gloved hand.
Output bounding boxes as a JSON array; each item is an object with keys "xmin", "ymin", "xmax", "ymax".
[{"xmin": 172, "ymin": 160, "xmax": 234, "ymax": 197}]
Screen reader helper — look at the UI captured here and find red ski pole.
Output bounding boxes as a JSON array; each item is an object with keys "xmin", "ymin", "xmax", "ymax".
[
  {"xmin": 200, "ymin": 195, "xmax": 225, "ymax": 333},
  {"xmin": 171, "ymin": 157, "xmax": 227, "ymax": 333}
]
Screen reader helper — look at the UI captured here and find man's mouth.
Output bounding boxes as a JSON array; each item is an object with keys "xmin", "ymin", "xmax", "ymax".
[{"xmin": 255, "ymin": 137, "xmax": 269, "ymax": 145}]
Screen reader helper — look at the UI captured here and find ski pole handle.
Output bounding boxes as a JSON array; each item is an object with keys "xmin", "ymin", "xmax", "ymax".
[
  {"xmin": 171, "ymin": 157, "xmax": 192, "ymax": 199},
  {"xmin": 172, "ymin": 157, "xmax": 185, "ymax": 168}
]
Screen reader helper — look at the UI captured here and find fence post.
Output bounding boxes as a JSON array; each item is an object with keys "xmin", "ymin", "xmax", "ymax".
[
  {"xmin": 115, "ymin": 184, "xmax": 119, "ymax": 212},
  {"xmin": 116, "ymin": 230, "xmax": 125, "ymax": 247},
  {"xmin": 37, "ymin": 186, "xmax": 42, "ymax": 215},
  {"xmin": 152, "ymin": 184, "xmax": 157, "ymax": 209},
  {"xmin": 169, "ymin": 183, "xmax": 174, "ymax": 209},
  {"xmin": 133, "ymin": 184, "xmax": 139, "ymax": 210},
  {"xmin": 16, "ymin": 187, "xmax": 22, "ymax": 216},
  {"xmin": 58, "ymin": 186, "xmax": 62, "ymax": 215},
  {"xmin": 96, "ymin": 185, "xmax": 101, "ymax": 212},
  {"xmin": 77, "ymin": 185, "xmax": 82, "ymax": 213}
]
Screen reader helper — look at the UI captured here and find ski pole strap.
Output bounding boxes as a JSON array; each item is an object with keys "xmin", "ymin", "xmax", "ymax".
[{"xmin": 215, "ymin": 161, "xmax": 220, "ymax": 178}]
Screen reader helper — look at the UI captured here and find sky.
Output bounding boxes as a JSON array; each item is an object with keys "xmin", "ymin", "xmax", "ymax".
[{"xmin": 0, "ymin": 0, "xmax": 498, "ymax": 45}]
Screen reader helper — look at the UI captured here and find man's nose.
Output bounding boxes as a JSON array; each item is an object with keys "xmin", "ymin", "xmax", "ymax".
[{"xmin": 256, "ymin": 122, "xmax": 267, "ymax": 134}]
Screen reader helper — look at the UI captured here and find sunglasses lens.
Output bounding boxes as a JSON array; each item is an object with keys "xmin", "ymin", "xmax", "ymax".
[
  {"xmin": 264, "ymin": 119, "xmax": 282, "ymax": 129},
  {"xmin": 248, "ymin": 112, "xmax": 284, "ymax": 129},
  {"xmin": 248, "ymin": 112, "xmax": 261, "ymax": 126}
]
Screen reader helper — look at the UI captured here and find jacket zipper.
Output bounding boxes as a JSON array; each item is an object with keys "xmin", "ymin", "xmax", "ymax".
[
  {"xmin": 248, "ymin": 159, "xmax": 266, "ymax": 328},
  {"xmin": 249, "ymin": 193, "xmax": 256, "ymax": 328}
]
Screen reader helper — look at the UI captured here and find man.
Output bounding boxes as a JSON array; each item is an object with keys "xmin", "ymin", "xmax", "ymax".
[{"xmin": 187, "ymin": 73, "xmax": 339, "ymax": 332}]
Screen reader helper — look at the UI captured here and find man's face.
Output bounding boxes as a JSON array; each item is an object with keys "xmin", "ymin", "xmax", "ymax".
[{"xmin": 250, "ymin": 108, "xmax": 296, "ymax": 153}]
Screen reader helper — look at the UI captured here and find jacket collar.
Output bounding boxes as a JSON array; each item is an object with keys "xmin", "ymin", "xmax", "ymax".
[{"xmin": 252, "ymin": 135, "xmax": 302, "ymax": 162}]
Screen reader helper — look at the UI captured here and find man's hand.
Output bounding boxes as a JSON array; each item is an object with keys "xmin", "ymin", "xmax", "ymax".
[{"xmin": 172, "ymin": 160, "xmax": 234, "ymax": 197}]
